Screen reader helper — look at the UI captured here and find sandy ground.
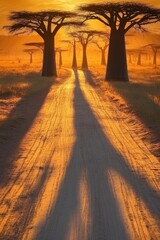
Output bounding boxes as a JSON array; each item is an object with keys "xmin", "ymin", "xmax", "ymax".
[{"xmin": 0, "ymin": 70, "xmax": 160, "ymax": 240}]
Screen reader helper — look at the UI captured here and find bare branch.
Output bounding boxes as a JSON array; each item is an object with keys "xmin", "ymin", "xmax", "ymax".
[
  {"xmin": 80, "ymin": 2, "xmax": 160, "ymax": 33},
  {"xmin": 24, "ymin": 42, "xmax": 44, "ymax": 51},
  {"xmin": 4, "ymin": 10, "xmax": 81, "ymax": 39}
]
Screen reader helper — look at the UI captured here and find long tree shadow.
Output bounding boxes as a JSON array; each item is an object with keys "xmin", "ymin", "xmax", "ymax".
[
  {"xmin": 0, "ymin": 163, "xmax": 54, "ymax": 240},
  {"xmin": 35, "ymin": 70, "xmax": 160, "ymax": 240},
  {"xmin": 83, "ymin": 70, "xmax": 98, "ymax": 87},
  {"xmin": 0, "ymin": 74, "xmax": 52, "ymax": 186},
  {"xmin": 84, "ymin": 69, "xmax": 160, "ymax": 155},
  {"xmin": 109, "ymin": 81, "xmax": 160, "ymax": 141}
]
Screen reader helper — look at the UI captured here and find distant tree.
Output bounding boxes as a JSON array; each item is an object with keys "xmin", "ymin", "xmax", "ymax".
[
  {"xmin": 144, "ymin": 44, "xmax": 160, "ymax": 66},
  {"xmin": 24, "ymin": 49, "xmax": 38, "ymax": 64},
  {"xmin": 70, "ymin": 31, "xmax": 91, "ymax": 69},
  {"xmin": 24, "ymin": 42, "xmax": 44, "ymax": 51},
  {"xmin": 71, "ymin": 39, "xmax": 77, "ymax": 68},
  {"xmin": 0, "ymin": 49, "xmax": 4, "ymax": 58},
  {"xmin": 55, "ymin": 48, "xmax": 67, "ymax": 68},
  {"xmin": 136, "ymin": 49, "xmax": 147, "ymax": 66},
  {"xmin": 17, "ymin": 57, "xmax": 21, "ymax": 64},
  {"xmin": 62, "ymin": 39, "xmax": 78, "ymax": 68},
  {"xmin": 70, "ymin": 30, "xmax": 106, "ymax": 69},
  {"xmin": 127, "ymin": 50, "xmax": 133, "ymax": 64},
  {"xmin": 91, "ymin": 33, "xmax": 109, "ymax": 65},
  {"xmin": 5, "ymin": 11, "xmax": 79, "ymax": 77},
  {"xmin": 80, "ymin": 2, "xmax": 160, "ymax": 81},
  {"xmin": 127, "ymin": 48, "xmax": 148, "ymax": 65}
]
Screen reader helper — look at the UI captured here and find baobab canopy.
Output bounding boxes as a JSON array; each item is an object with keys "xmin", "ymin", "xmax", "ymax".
[
  {"xmin": 4, "ymin": 3, "xmax": 160, "ymax": 80},
  {"xmin": 80, "ymin": 2, "xmax": 160, "ymax": 32},
  {"xmin": 4, "ymin": 10, "xmax": 80, "ymax": 77},
  {"xmin": 5, "ymin": 11, "xmax": 78, "ymax": 37},
  {"xmin": 80, "ymin": 2, "xmax": 160, "ymax": 81}
]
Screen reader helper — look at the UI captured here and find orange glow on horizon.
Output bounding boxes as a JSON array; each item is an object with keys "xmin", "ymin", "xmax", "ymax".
[
  {"xmin": 0, "ymin": 0, "xmax": 160, "ymax": 66},
  {"xmin": 0, "ymin": 0, "xmax": 160, "ymax": 30}
]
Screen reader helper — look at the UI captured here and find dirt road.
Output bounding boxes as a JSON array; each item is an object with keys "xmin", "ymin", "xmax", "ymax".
[{"xmin": 0, "ymin": 70, "xmax": 160, "ymax": 240}]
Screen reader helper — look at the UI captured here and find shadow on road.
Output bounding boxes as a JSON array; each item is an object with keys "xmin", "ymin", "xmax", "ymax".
[
  {"xmin": 0, "ymin": 75, "xmax": 53, "ymax": 186},
  {"xmin": 35, "ymin": 70, "xmax": 160, "ymax": 240},
  {"xmin": 109, "ymin": 79, "xmax": 160, "ymax": 155},
  {"xmin": 83, "ymin": 70, "xmax": 98, "ymax": 87},
  {"xmin": 0, "ymin": 163, "xmax": 53, "ymax": 240}
]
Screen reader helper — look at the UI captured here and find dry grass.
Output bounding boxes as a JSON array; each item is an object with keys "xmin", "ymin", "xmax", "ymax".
[
  {"xmin": 149, "ymin": 95, "xmax": 160, "ymax": 107},
  {"xmin": 111, "ymin": 67, "xmax": 160, "ymax": 130},
  {"xmin": 91, "ymin": 66, "xmax": 160, "ymax": 127},
  {"xmin": 0, "ymin": 63, "xmax": 71, "ymax": 97},
  {"xmin": 89, "ymin": 65, "xmax": 160, "ymax": 156},
  {"xmin": 0, "ymin": 63, "xmax": 71, "ymax": 124},
  {"xmin": 0, "ymin": 64, "xmax": 51, "ymax": 97},
  {"xmin": 0, "ymin": 83, "xmax": 29, "ymax": 98}
]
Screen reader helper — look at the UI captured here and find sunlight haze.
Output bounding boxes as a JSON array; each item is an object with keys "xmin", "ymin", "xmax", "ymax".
[
  {"xmin": 0, "ymin": 0, "xmax": 160, "ymax": 26},
  {"xmin": 0, "ymin": 1, "xmax": 160, "ymax": 239},
  {"xmin": 0, "ymin": 0, "xmax": 159, "ymax": 63}
]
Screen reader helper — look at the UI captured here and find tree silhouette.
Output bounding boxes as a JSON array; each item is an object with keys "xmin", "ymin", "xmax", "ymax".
[
  {"xmin": 62, "ymin": 39, "xmax": 78, "ymax": 68},
  {"xmin": 24, "ymin": 42, "xmax": 44, "ymax": 51},
  {"xmin": 70, "ymin": 31, "xmax": 92, "ymax": 69},
  {"xmin": 5, "ymin": 11, "xmax": 79, "ymax": 77},
  {"xmin": 56, "ymin": 48, "xmax": 67, "ymax": 68},
  {"xmin": 127, "ymin": 50, "xmax": 134, "ymax": 64},
  {"xmin": 91, "ymin": 33, "xmax": 109, "ymax": 65},
  {"xmin": 70, "ymin": 30, "xmax": 107, "ymax": 69},
  {"xmin": 127, "ymin": 48, "xmax": 148, "ymax": 65},
  {"xmin": 24, "ymin": 49, "xmax": 38, "ymax": 64},
  {"xmin": 144, "ymin": 43, "xmax": 160, "ymax": 66},
  {"xmin": 136, "ymin": 49, "xmax": 147, "ymax": 66},
  {"xmin": 80, "ymin": 2, "xmax": 160, "ymax": 81}
]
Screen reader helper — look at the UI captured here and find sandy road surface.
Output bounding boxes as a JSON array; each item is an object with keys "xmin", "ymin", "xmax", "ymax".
[{"xmin": 0, "ymin": 70, "xmax": 160, "ymax": 240}]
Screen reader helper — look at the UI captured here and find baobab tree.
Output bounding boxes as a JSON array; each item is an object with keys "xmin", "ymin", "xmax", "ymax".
[
  {"xmin": 144, "ymin": 43, "xmax": 160, "ymax": 66},
  {"xmin": 70, "ymin": 30, "xmax": 107, "ymax": 69},
  {"xmin": 91, "ymin": 33, "xmax": 109, "ymax": 65},
  {"xmin": 24, "ymin": 42, "xmax": 44, "ymax": 51},
  {"xmin": 62, "ymin": 39, "xmax": 78, "ymax": 68},
  {"xmin": 0, "ymin": 49, "xmax": 4, "ymax": 57},
  {"xmin": 56, "ymin": 48, "xmax": 67, "ymax": 68},
  {"xmin": 24, "ymin": 49, "xmax": 38, "ymax": 64},
  {"xmin": 5, "ymin": 11, "xmax": 79, "ymax": 77},
  {"xmin": 80, "ymin": 2, "xmax": 160, "ymax": 81},
  {"xmin": 70, "ymin": 31, "xmax": 92, "ymax": 69},
  {"xmin": 127, "ymin": 48, "xmax": 148, "ymax": 65},
  {"xmin": 127, "ymin": 49, "xmax": 134, "ymax": 64},
  {"xmin": 136, "ymin": 49, "xmax": 148, "ymax": 66}
]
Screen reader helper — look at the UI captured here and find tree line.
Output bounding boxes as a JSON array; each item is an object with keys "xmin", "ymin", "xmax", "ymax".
[{"xmin": 4, "ymin": 2, "xmax": 160, "ymax": 81}]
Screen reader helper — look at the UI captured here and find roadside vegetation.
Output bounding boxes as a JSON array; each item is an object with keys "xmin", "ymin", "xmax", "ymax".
[
  {"xmin": 0, "ymin": 63, "xmax": 70, "ymax": 124},
  {"xmin": 90, "ymin": 66, "xmax": 160, "ymax": 156}
]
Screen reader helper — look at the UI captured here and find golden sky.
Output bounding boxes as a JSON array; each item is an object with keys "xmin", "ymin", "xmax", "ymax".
[
  {"xmin": 0, "ymin": 0, "xmax": 160, "ymax": 30},
  {"xmin": 0, "ymin": 0, "xmax": 159, "ymax": 57}
]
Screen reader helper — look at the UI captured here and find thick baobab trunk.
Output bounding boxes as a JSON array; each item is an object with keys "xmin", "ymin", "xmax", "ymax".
[
  {"xmin": 82, "ymin": 45, "xmax": 88, "ymax": 69},
  {"xmin": 72, "ymin": 40, "xmax": 77, "ymax": 69},
  {"xmin": 101, "ymin": 50, "xmax": 106, "ymax": 65},
  {"xmin": 42, "ymin": 37, "xmax": 57, "ymax": 77},
  {"xmin": 105, "ymin": 29, "xmax": 128, "ymax": 81}
]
